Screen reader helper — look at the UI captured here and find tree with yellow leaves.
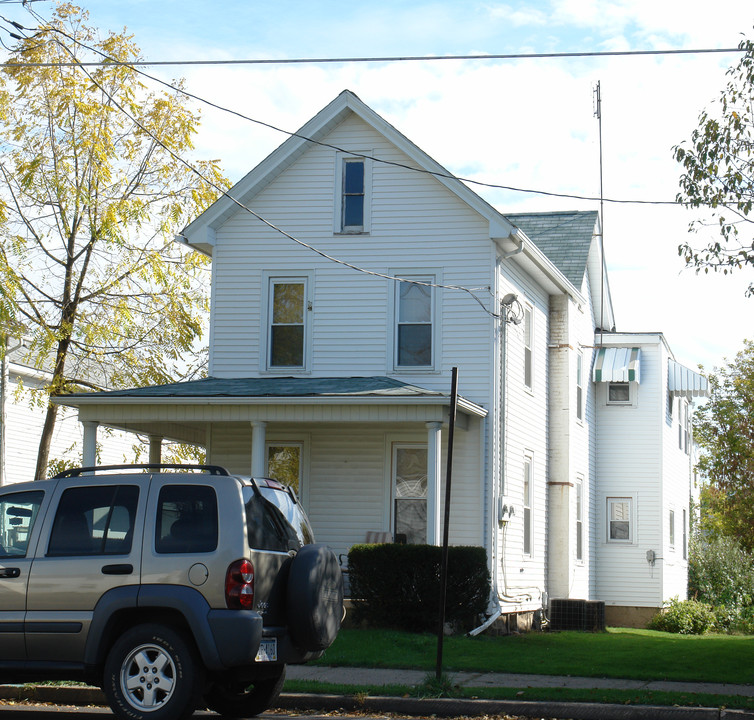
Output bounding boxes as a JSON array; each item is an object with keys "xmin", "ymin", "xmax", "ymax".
[{"xmin": 0, "ymin": 5, "xmax": 227, "ymax": 479}]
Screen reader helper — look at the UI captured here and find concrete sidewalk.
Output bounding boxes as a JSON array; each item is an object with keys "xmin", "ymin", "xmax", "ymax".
[{"xmin": 287, "ymin": 664, "xmax": 754, "ymax": 697}]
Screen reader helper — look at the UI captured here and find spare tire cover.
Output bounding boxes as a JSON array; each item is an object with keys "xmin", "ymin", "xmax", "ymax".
[{"xmin": 286, "ymin": 543, "xmax": 344, "ymax": 652}]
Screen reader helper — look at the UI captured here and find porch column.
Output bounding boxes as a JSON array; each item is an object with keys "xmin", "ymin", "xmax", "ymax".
[
  {"xmin": 148, "ymin": 435, "xmax": 163, "ymax": 466},
  {"xmin": 426, "ymin": 421, "xmax": 443, "ymax": 546},
  {"xmin": 250, "ymin": 421, "xmax": 267, "ymax": 477},
  {"xmin": 82, "ymin": 421, "xmax": 98, "ymax": 467}
]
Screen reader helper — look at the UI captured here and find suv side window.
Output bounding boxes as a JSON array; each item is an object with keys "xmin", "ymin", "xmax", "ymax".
[
  {"xmin": 155, "ymin": 485, "xmax": 218, "ymax": 554},
  {"xmin": 0, "ymin": 491, "xmax": 44, "ymax": 558},
  {"xmin": 48, "ymin": 485, "xmax": 139, "ymax": 557}
]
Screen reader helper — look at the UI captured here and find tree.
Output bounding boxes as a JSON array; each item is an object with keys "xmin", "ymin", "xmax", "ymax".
[
  {"xmin": 0, "ymin": 5, "xmax": 227, "ymax": 479},
  {"xmin": 674, "ymin": 34, "xmax": 754, "ymax": 294},
  {"xmin": 693, "ymin": 340, "xmax": 754, "ymax": 551}
]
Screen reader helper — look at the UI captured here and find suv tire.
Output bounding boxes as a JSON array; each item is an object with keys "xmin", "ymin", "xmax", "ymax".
[
  {"xmin": 204, "ymin": 666, "xmax": 286, "ymax": 717},
  {"xmin": 103, "ymin": 623, "xmax": 204, "ymax": 720}
]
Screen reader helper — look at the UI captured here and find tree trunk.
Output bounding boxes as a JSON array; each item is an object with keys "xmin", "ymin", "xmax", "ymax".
[{"xmin": 34, "ymin": 401, "xmax": 59, "ymax": 481}]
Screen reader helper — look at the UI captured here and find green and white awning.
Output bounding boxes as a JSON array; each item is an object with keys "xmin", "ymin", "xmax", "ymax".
[
  {"xmin": 593, "ymin": 347, "xmax": 641, "ymax": 383},
  {"xmin": 668, "ymin": 359, "xmax": 709, "ymax": 399}
]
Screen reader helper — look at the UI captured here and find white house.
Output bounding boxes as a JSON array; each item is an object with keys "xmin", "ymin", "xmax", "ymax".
[
  {"xmin": 53, "ymin": 90, "xmax": 707, "ymax": 628},
  {"xmin": 0, "ymin": 337, "xmax": 137, "ymax": 486}
]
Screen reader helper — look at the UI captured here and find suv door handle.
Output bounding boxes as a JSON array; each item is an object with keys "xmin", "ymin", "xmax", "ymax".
[
  {"xmin": 0, "ymin": 567, "xmax": 20, "ymax": 578},
  {"xmin": 101, "ymin": 564, "xmax": 133, "ymax": 575}
]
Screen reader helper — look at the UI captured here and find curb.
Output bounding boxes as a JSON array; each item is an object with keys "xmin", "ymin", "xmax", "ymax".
[{"xmin": 3, "ymin": 685, "xmax": 754, "ymax": 720}]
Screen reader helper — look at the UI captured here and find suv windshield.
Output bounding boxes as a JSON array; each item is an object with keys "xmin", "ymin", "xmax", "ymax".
[{"xmin": 244, "ymin": 484, "xmax": 314, "ymax": 552}]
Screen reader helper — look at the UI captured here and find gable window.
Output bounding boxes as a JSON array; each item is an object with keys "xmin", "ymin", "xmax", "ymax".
[
  {"xmin": 576, "ymin": 352, "xmax": 584, "ymax": 421},
  {"xmin": 576, "ymin": 477, "xmax": 584, "ymax": 561},
  {"xmin": 393, "ymin": 445, "xmax": 428, "ymax": 544},
  {"xmin": 396, "ymin": 277, "xmax": 433, "ymax": 367},
  {"xmin": 524, "ymin": 306, "xmax": 533, "ymax": 389},
  {"xmin": 269, "ymin": 278, "xmax": 306, "ymax": 368},
  {"xmin": 335, "ymin": 152, "xmax": 372, "ymax": 234},
  {"xmin": 607, "ymin": 497, "xmax": 632, "ymax": 542},
  {"xmin": 523, "ymin": 454, "xmax": 533, "ymax": 555}
]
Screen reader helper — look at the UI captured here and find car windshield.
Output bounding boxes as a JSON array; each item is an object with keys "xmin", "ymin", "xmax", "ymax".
[{"xmin": 243, "ymin": 484, "xmax": 314, "ymax": 552}]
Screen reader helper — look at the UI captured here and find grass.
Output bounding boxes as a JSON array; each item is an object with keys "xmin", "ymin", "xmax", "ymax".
[{"xmin": 312, "ymin": 627, "xmax": 754, "ymax": 685}]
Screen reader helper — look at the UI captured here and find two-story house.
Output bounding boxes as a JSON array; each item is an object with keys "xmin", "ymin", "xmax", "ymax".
[{"xmin": 53, "ymin": 90, "xmax": 707, "ymax": 628}]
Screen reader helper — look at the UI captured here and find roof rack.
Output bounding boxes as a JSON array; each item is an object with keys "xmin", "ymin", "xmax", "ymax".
[{"xmin": 52, "ymin": 463, "xmax": 231, "ymax": 479}]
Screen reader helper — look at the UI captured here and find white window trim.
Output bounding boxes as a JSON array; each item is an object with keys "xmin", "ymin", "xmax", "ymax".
[
  {"xmin": 605, "ymin": 381, "xmax": 637, "ymax": 406},
  {"xmin": 523, "ymin": 452, "xmax": 533, "ymax": 556},
  {"xmin": 523, "ymin": 304, "xmax": 534, "ymax": 391},
  {"xmin": 575, "ymin": 475, "xmax": 584, "ymax": 563},
  {"xmin": 605, "ymin": 495, "xmax": 636, "ymax": 544},
  {"xmin": 333, "ymin": 150, "xmax": 373, "ymax": 235},
  {"xmin": 389, "ymin": 269, "xmax": 441, "ymax": 373},
  {"xmin": 669, "ymin": 508, "xmax": 676, "ymax": 550},
  {"xmin": 260, "ymin": 272, "xmax": 313, "ymax": 373}
]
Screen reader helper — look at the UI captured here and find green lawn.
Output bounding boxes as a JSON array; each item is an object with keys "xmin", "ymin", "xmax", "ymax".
[{"xmin": 315, "ymin": 627, "xmax": 754, "ymax": 685}]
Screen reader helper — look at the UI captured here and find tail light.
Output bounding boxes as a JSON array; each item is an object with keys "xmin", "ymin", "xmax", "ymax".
[{"xmin": 225, "ymin": 558, "xmax": 254, "ymax": 609}]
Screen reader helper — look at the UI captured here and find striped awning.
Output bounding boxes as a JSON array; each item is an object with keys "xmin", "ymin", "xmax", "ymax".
[
  {"xmin": 593, "ymin": 347, "xmax": 641, "ymax": 383},
  {"xmin": 668, "ymin": 359, "xmax": 709, "ymax": 399}
]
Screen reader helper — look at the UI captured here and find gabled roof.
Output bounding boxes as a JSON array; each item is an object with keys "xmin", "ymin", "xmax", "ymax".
[
  {"xmin": 180, "ymin": 89, "xmax": 517, "ymax": 254},
  {"xmin": 506, "ymin": 211, "xmax": 598, "ymax": 288}
]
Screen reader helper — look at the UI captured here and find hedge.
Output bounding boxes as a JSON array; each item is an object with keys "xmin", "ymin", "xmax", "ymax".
[{"xmin": 347, "ymin": 543, "xmax": 490, "ymax": 633}]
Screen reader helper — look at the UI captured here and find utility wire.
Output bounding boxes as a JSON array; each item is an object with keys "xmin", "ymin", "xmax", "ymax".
[
  {"xmin": 6, "ymin": 16, "xmax": 692, "ymax": 208},
  {"xmin": 27, "ymin": 19, "xmax": 502, "ymax": 319}
]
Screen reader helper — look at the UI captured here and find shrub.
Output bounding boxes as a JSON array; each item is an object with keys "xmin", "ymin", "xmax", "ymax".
[
  {"xmin": 689, "ymin": 534, "xmax": 754, "ymax": 612},
  {"xmin": 348, "ymin": 544, "xmax": 490, "ymax": 633},
  {"xmin": 648, "ymin": 597, "xmax": 715, "ymax": 635}
]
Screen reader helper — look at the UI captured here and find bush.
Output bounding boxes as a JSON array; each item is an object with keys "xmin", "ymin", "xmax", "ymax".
[
  {"xmin": 348, "ymin": 544, "xmax": 490, "ymax": 633},
  {"xmin": 648, "ymin": 598, "xmax": 715, "ymax": 635}
]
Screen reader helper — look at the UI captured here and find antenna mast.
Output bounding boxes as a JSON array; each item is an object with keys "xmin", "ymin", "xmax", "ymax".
[{"xmin": 593, "ymin": 81, "xmax": 605, "ymax": 345}]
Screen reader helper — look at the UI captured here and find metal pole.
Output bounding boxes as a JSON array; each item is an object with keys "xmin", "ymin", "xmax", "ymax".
[{"xmin": 436, "ymin": 366, "xmax": 458, "ymax": 680}]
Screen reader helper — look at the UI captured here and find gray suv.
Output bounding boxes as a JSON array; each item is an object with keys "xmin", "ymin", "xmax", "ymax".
[{"xmin": 0, "ymin": 464, "xmax": 343, "ymax": 720}]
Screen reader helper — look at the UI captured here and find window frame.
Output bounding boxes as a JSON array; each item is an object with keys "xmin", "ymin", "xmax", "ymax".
[
  {"xmin": 683, "ymin": 508, "xmax": 688, "ymax": 560},
  {"xmin": 391, "ymin": 443, "xmax": 428, "ymax": 545},
  {"xmin": 266, "ymin": 441, "xmax": 304, "ymax": 497},
  {"xmin": 263, "ymin": 273, "xmax": 312, "ymax": 372},
  {"xmin": 523, "ymin": 305, "xmax": 533, "ymax": 390},
  {"xmin": 606, "ymin": 496, "xmax": 633, "ymax": 544},
  {"xmin": 393, "ymin": 274, "xmax": 437, "ymax": 371},
  {"xmin": 334, "ymin": 151, "xmax": 372, "ymax": 234},
  {"xmin": 576, "ymin": 352, "xmax": 584, "ymax": 421},
  {"xmin": 575, "ymin": 476, "xmax": 584, "ymax": 562},
  {"xmin": 669, "ymin": 508, "xmax": 676, "ymax": 549},
  {"xmin": 523, "ymin": 453, "xmax": 533, "ymax": 556}
]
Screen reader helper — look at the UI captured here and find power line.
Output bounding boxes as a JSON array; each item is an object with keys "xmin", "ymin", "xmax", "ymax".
[{"xmin": 0, "ymin": 46, "xmax": 747, "ymax": 68}]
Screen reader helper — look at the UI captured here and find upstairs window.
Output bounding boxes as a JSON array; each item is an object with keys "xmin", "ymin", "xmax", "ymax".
[
  {"xmin": 576, "ymin": 352, "xmax": 584, "ymax": 421},
  {"xmin": 523, "ymin": 306, "xmax": 533, "ymax": 389},
  {"xmin": 607, "ymin": 497, "xmax": 632, "ymax": 543},
  {"xmin": 269, "ymin": 278, "xmax": 306, "ymax": 368},
  {"xmin": 396, "ymin": 277, "xmax": 433, "ymax": 368},
  {"xmin": 335, "ymin": 153, "xmax": 371, "ymax": 234}
]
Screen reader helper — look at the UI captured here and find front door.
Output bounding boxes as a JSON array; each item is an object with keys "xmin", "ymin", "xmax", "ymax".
[{"xmin": 392, "ymin": 444, "xmax": 428, "ymax": 544}]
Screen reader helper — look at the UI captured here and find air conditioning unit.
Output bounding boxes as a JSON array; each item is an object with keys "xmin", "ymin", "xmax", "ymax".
[{"xmin": 549, "ymin": 599, "xmax": 606, "ymax": 632}]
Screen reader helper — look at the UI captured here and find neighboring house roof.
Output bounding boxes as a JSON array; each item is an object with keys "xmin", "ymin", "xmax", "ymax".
[
  {"xmin": 507, "ymin": 211, "xmax": 598, "ymax": 288},
  {"xmin": 54, "ymin": 376, "xmax": 488, "ymax": 418}
]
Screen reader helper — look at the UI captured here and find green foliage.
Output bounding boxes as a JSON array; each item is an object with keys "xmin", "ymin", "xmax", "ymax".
[
  {"xmin": 693, "ymin": 340, "xmax": 754, "ymax": 550},
  {"xmin": 348, "ymin": 544, "xmax": 490, "ymax": 633},
  {"xmin": 689, "ymin": 534, "xmax": 754, "ymax": 610},
  {"xmin": 647, "ymin": 598, "xmax": 715, "ymax": 635},
  {"xmin": 0, "ymin": 5, "xmax": 228, "ymax": 477},
  {"xmin": 674, "ymin": 34, "xmax": 754, "ymax": 294}
]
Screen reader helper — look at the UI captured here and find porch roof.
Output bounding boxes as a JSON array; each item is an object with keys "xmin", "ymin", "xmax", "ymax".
[{"xmin": 53, "ymin": 375, "xmax": 488, "ymax": 417}]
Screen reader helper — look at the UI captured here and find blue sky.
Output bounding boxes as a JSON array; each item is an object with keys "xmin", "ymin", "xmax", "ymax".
[{"xmin": 3, "ymin": 0, "xmax": 753, "ymax": 371}]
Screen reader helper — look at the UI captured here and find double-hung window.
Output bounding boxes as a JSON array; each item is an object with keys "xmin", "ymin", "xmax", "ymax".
[
  {"xmin": 669, "ymin": 509, "xmax": 675, "ymax": 549},
  {"xmin": 335, "ymin": 152, "xmax": 371, "ymax": 233},
  {"xmin": 607, "ymin": 497, "xmax": 632, "ymax": 542},
  {"xmin": 523, "ymin": 306, "xmax": 533, "ymax": 389},
  {"xmin": 576, "ymin": 477, "xmax": 584, "ymax": 561},
  {"xmin": 523, "ymin": 454, "xmax": 533, "ymax": 555},
  {"xmin": 576, "ymin": 352, "xmax": 584, "ymax": 421},
  {"xmin": 396, "ymin": 277, "xmax": 433, "ymax": 368},
  {"xmin": 268, "ymin": 278, "xmax": 307, "ymax": 369}
]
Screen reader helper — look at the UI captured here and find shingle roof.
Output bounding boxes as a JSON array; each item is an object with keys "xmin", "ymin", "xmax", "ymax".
[
  {"xmin": 60, "ymin": 376, "xmax": 447, "ymax": 400},
  {"xmin": 505, "ymin": 211, "xmax": 599, "ymax": 288}
]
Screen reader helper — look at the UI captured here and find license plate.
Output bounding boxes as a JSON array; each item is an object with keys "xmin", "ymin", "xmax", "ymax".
[{"xmin": 255, "ymin": 638, "xmax": 277, "ymax": 662}]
